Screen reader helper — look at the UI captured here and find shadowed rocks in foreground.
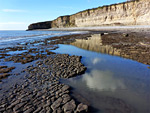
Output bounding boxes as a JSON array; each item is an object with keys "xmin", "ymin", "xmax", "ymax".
[{"xmin": 0, "ymin": 54, "xmax": 88, "ymax": 113}]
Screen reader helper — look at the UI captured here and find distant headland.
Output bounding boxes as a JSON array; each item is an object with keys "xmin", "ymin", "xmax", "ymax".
[{"xmin": 28, "ymin": 0, "xmax": 150, "ymax": 30}]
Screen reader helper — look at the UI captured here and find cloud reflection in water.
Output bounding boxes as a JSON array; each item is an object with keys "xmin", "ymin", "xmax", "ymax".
[
  {"xmin": 92, "ymin": 57, "xmax": 102, "ymax": 65},
  {"xmin": 83, "ymin": 70, "xmax": 126, "ymax": 91}
]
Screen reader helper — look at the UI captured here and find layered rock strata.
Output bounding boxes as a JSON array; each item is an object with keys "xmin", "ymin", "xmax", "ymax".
[
  {"xmin": 71, "ymin": 33, "xmax": 150, "ymax": 65},
  {"xmin": 28, "ymin": 0, "xmax": 150, "ymax": 30}
]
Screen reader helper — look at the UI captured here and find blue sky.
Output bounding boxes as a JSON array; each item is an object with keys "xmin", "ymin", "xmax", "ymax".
[{"xmin": 0, "ymin": 0, "xmax": 125, "ymax": 30}]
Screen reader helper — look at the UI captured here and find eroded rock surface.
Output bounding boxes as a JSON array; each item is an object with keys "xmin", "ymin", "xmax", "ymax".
[
  {"xmin": 0, "ymin": 54, "xmax": 88, "ymax": 113},
  {"xmin": 28, "ymin": 0, "xmax": 150, "ymax": 30}
]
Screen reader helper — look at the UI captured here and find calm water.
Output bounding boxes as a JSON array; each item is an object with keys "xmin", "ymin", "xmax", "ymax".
[
  {"xmin": 53, "ymin": 38, "xmax": 150, "ymax": 113},
  {"xmin": 0, "ymin": 30, "xmax": 85, "ymax": 48},
  {"xmin": 0, "ymin": 31, "xmax": 150, "ymax": 113}
]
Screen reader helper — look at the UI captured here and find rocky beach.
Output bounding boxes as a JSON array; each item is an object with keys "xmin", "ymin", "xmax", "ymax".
[
  {"xmin": 0, "ymin": 54, "xmax": 87, "ymax": 113},
  {"xmin": 1, "ymin": 0, "xmax": 150, "ymax": 112},
  {"xmin": 0, "ymin": 30, "xmax": 150, "ymax": 113},
  {"xmin": 0, "ymin": 33, "xmax": 90, "ymax": 113}
]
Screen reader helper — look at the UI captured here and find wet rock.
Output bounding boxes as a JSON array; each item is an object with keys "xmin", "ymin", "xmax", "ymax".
[
  {"xmin": 0, "ymin": 52, "xmax": 89, "ymax": 112},
  {"xmin": 8, "ymin": 100, "xmax": 20, "ymax": 109},
  {"xmin": 26, "ymin": 54, "xmax": 34, "ymax": 58},
  {"xmin": 13, "ymin": 102, "xmax": 26, "ymax": 112},
  {"xmin": 24, "ymin": 107, "xmax": 34, "ymax": 113},
  {"xmin": 0, "ymin": 66, "xmax": 8, "ymax": 69},
  {"xmin": 62, "ymin": 99, "xmax": 76, "ymax": 113},
  {"xmin": 59, "ymin": 90, "xmax": 69, "ymax": 96},
  {"xmin": 47, "ymin": 51, "xmax": 56, "ymax": 55},
  {"xmin": 52, "ymin": 107, "xmax": 62, "ymax": 113},
  {"xmin": 0, "ymin": 107, "xmax": 5, "ymax": 112},
  {"xmin": 76, "ymin": 103, "xmax": 88, "ymax": 113},
  {"xmin": 62, "ymin": 94, "xmax": 71, "ymax": 104},
  {"xmin": 0, "ymin": 56, "xmax": 5, "ymax": 59},
  {"xmin": 51, "ymin": 97, "xmax": 62, "ymax": 110},
  {"xmin": 39, "ymin": 108, "xmax": 47, "ymax": 113},
  {"xmin": 45, "ymin": 107, "xmax": 52, "ymax": 113},
  {"xmin": 0, "ymin": 73, "xmax": 10, "ymax": 79},
  {"xmin": 61, "ymin": 85, "xmax": 70, "ymax": 92},
  {"xmin": 33, "ymin": 107, "xmax": 42, "ymax": 113},
  {"xmin": 0, "ymin": 67, "xmax": 15, "ymax": 73},
  {"xmin": 0, "ymin": 103, "xmax": 7, "ymax": 109}
]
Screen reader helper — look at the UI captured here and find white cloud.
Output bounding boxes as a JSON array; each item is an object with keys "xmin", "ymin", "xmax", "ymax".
[
  {"xmin": 92, "ymin": 57, "xmax": 101, "ymax": 64},
  {"xmin": 2, "ymin": 9, "xmax": 27, "ymax": 13},
  {"xmin": 83, "ymin": 70, "xmax": 126, "ymax": 91}
]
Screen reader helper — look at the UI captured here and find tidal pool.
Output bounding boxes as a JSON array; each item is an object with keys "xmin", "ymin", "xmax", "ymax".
[{"xmin": 53, "ymin": 42, "xmax": 150, "ymax": 113}]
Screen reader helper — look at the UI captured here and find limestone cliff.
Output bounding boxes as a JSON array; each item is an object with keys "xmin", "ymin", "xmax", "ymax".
[
  {"xmin": 28, "ymin": 21, "xmax": 52, "ymax": 30},
  {"xmin": 28, "ymin": 0, "xmax": 150, "ymax": 30}
]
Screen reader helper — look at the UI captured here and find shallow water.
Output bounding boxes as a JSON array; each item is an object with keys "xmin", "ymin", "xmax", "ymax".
[
  {"xmin": 53, "ymin": 44, "xmax": 150, "ymax": 113},
  {"xmin": 0, "ymin": 30, "xmax": 87, "ymax": 48},
  {"xmin": 0, "ymin": 31, "xmax": 150, "ymax": 113}
]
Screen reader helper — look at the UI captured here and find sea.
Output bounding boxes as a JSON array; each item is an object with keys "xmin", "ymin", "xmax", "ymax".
[{"xmin": 0, "ymin": 30, "xmax": 85, "ymax": 48}]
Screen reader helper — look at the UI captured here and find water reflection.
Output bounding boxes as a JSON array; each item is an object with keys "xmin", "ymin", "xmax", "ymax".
[
  {"xmin": 54, "ymin": 44, "xmax": 150, "ymax": 113},
  {"xmin": 92, "ymin": 58, "xmax": 102, "ymax": 65},
  {"xmin": 71, "ymin": 34, "xmax": 117, "ymax": 54},
  {"xmin": 71, "ymin": 34, "xmax": 123, "ymax": 57},
  {"xmin": 83, "ymin": 70, "xmax": 126, "ymax": 91}
]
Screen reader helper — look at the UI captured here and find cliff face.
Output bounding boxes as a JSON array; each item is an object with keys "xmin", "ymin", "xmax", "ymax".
[
  {"xmin": 75, "ymin": 0, "xmax": 150, "ymax": 27},
  {"xmin": 28, "ymin": 0, "xmax": 150, "ymax": 30},
  {"xmin": 28, "ymin": 21, "xmax": 52, "ymax": 30}
]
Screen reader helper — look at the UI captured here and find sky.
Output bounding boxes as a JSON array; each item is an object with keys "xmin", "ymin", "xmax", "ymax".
[{"xmin": 0, "ymin": 0, "xmax": 126, "ymax": 30}]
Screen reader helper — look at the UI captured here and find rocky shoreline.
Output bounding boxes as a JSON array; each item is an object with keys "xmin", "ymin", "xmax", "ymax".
[
  {"xmin": 0, "ymin": 33, "xmax": 92, "ymax": 113},
  {"xmin": 0, "ymin": 34, "xmax": 91, "ymax": 80},
  {"xmin": 0, "ymin": 54, "xmax": 87, "ymax": 113},
  {"xmin": 71, "ymin": 32, "xmax": 150, "ymax": 65},
  {"xmin": 0, "ymin": 31, "xmax": 150, "ymax": 113}
]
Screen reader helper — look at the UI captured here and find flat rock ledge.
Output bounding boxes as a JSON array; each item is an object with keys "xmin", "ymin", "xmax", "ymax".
[
  {"xmin": 0, "ymin": 54, "xmax": 88, "ymax": 113},
  {"xmin": 0, "ymin": 66, "xmax": 15, "ymax": 80}
]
